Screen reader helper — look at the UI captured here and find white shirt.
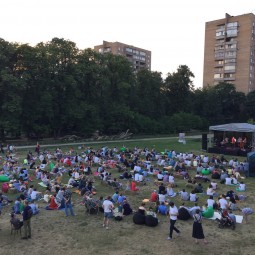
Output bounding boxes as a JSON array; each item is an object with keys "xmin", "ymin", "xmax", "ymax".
[
  {"xmin": 207, "ymin": 198, "xmax": 215, "ymax": 207},
  {"xmin": 31, "ymin": 190, "xmax": 39, "ymax": 200},
  {"xmin": 211, "ymin": 182, "xmax": 217, "ymax": 189},
  {"xmin": 134, "ymin": 165, "xmax": 141, "ymax": 172},
  {"xmin": 239, "ymin": 183, "xmax": 246, "ymax": 191},
  {"xmin": 219, "ymin": 198, "xmax": 228, "ymax": 209},
  {"xmin": 180, "ymin": 191, "xmax": 189, "ymax": 201},
  {"xmin": 74, "ymin": 172, "xmax": 80, "ymax": 179},
  {"xmin": 138, "ymin": 174, "xmax": 144, "ymax": 182},
  {"xmin": 168, "ymin": 176, "xmax": 175, "ymax": 183},
  {"xmin": 225, "ymin": 177, "xmax": 232, "ymax": 185},
  {"xmin": 158, "ymin": 194, "xmax": 166, "ymax": 203},
  {"xmin": 103, "ymin": 199, "xmax": 114, "ymax": 213},
  {"xmin": 190, "ymin": 193, "xmax": 197, "ymax": 202},
  {"xmin": 169, "ymin": 205, "xmax": 178, "ymax": 220},
  {"xmin": 207, "ymin": 188, "xmax": 215, "ymax": 196},
  {"xmin": 134, "ymin": 173, "xmax": 140, "ymax": 182},
  {"xmin": 231, "ymin": 177, "xmax": 238, "ymax": 184},
  {"xmin": 157, "ymin": 173, "xmax": 163, "ymax": 180}
]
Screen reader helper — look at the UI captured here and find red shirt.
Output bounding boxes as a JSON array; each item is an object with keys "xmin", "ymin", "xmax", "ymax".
[{"xmin": 151, "ymin": 192, "xmax": 158, "ymax": 202}]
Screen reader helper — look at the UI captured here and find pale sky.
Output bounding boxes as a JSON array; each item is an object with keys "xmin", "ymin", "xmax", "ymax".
[{"xmin": 1, "ymin": 0, "xmax": 254, "ymax": 88}]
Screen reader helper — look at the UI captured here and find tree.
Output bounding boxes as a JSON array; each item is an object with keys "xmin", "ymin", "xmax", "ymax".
[
  {"xmin": 0, "ymin": 39, "xmax": 24, "ymax": 139},
  {"xmin": 163, "ymin": 65, "xmax": 194, "ymax": 115},
  {"xmin": 134, "ymin": 69, "xmax": 164, "ymax": 119}
]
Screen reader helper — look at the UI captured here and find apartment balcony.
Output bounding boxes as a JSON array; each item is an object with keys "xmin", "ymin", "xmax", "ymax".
[
  {"xmin": 214, "ymin": 63, "xmax": 224, "ymax": 67},
  {"xmin": 215, "ymin": 56, "xmax": 224, "ymax": 60},
  {"xmin": 224, "ymin": 77, "xmax": 235, "ymax": 81}
]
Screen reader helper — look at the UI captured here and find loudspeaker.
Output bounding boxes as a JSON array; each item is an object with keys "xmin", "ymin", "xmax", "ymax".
[
  {"xmin": 202, "ymin": 133, "xmax": 207, "ymax": 151},
  {"xmin": 247, "ymin": 151, "xmax": 255, "ymax": 177}
]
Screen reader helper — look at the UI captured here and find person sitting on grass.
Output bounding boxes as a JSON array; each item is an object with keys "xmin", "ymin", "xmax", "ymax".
[
  {"xmin": 131, "ymin": 181, "xmax": 139, "ymax": 192},
  {"xmin": 228, "ymin": 197, "xmax": 238, "ymax": 211},
  {"xmin": 190, "ymin": 191, "xmax": 198, "ymax": 202},
  {"xmin": 138, "ymin": 202, "xmax": 146, "ymax": 215},
  {"xmin": 150, "ymin": 190, "xmax": 158, "ymax": 202},
  {"xmin": 207, "ymin": 195, "xmax": 217, "ymax": 209},
  {"xmin": 201, "ymin": 203, "xmax": 214, "ymax": 218},
  {"xmin": 210, "ymin": 180, "xmax": 218, "ymax": 190},
  {"xmin": 180, "ymin": 189, "xmax": 189, "ymax": 201},
  {"xmin": 147, "ymin": 206, "xmax": 158, "ymax": 218},
  {"xmin": 157, "ymin": 202, "xmax": 168, "ymax": 215},
  {"xmin": 241, "ymin": 207, "xmax": 254, "ymax": 223},
  {"xmin": 167, "ymin": 184, "xmax": 176, "ymax": 197},
  {"xmin": 158, "ymin": 183, "xmax": 166, "ymax": 195},
  {"xmin": 193, "ymin": 183, "xmax": 204, "ymax": 193},
  {"xmin": 122, "ymin": 199, "xmax": 133, "ymax": 216},
  {"xmin": 207, "ymin": 184, "xmax": 217, "ymax": 196},
  {"xmin": 236, "ymin": 181, "xmax": 246, "ymax": 191},
  {"xmin": 46, "ymin": 194, "xmax": 60, "ymax": 210},
  {"xmin": 230, "ymin": 175, "xmax": 238, "ymax": 185}
]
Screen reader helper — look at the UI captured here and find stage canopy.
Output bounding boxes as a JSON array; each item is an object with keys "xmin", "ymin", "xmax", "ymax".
[{"xmin": 209, "ymin": 123, "xmax": 255, "ymax": 133}]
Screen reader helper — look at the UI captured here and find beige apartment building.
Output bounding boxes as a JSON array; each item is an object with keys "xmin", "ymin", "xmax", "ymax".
[
  {"xmin": 203, "ymin": 13, "xmax": 255, "ymax": 94},
  {"xmin": 94, "ymin": 41, "xmax": 151, "ymax": 71}
]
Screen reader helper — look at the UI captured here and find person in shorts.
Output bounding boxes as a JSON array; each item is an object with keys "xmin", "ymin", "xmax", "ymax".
[{"xmin": 103, "ymin": 196, "xmax": 114, "ymax": 229}]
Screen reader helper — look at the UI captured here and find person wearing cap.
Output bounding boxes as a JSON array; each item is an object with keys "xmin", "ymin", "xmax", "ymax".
[{"xmin": 167, "ymin": 202, "xmax": 181, "ymax": 240}]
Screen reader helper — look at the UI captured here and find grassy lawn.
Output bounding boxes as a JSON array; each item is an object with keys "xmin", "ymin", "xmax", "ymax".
[{"xmin": 0, "ymin": 137, "xmax": 254, "ymax": 255}]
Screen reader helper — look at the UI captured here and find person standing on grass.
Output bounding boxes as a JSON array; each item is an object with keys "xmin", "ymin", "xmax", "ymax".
[
  {"xmin": 22, "ymin": 200, "xmax": 32, "ymax": 239},
  {"xmin": 167, "ymin": 202, "xmax": 181, "ymax": 240},
  {"xmin": 103, "ymin": 196, "xmax": 114, "ymax": 230},
  {"xmin": 192, "ymin": 209, "xmax": 208, "ymax": 244},
  {"xmin": 63, "ymin": 187, "xmax": 75, "ymax": 217}
]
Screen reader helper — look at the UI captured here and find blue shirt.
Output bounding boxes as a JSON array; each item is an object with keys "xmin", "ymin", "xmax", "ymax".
[{"xmin": 158, "ymin": 205, "xmax": 168, "ymax": 215}]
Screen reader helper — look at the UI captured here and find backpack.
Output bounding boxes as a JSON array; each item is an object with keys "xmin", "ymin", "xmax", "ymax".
[{"xmin": 27, "ymin": 208, "xmax": 33, "ymax": 219}]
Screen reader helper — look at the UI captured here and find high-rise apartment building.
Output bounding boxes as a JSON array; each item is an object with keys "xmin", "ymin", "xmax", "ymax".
[
  {"xmin": 94, "ymin": 41, "xmax": 151, "ymax": 71},
  {"xmin": 203, "ymin": 13, "xmax": 255, "ymax": 94}
]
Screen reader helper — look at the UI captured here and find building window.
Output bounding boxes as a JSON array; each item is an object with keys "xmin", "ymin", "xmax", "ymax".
[
  {"xmin": 216, "ymin": 31, "xmax": 225, "ymax": 37},
  {"xmin": 225, "ymin": 51, "xmax": 236, "ymax": 58},
  {"xmin": 227, "ymin": 22, "xmax": 238, "ymax": 28},
  {"xmin": 214, "ymin": 73, "xmax": 223, "ymax": 78},
  {"xmin": 225, "ymin": 59, "xmax": 236, "ymax": 64},
  {"xmin": 225, "ymin": 44, "xmax": 236, "ymax": 49},
  {"xmin": 215, "ymin": 67, "xmax": 223, "ymax": 72},
  {"xmin": 217, "ymin": 24, "xmax": 225, "ymax": 30},
  {"xmin": 140, "ymin": 51, "xmax": 146, "ymax": 56},
  {"xmin": 126, "ymin": 48, "xmax": 133, "ymax": 53},
  {"xmin": 215, "ymin": 52, "xmax": 224, "ymax": 58},
  {"xmin": 224, "ymin": 65, "xmax": 236, "ymax": 71},
  {"xmin": 224, "ymin": 73, "xmax": 234, "ymax": 78},
  {"xmin": 215, "ymin": 45, "xmax": 224, "ymax": 51},
  {"xmin": 226, "ymin": 29, "xmax": 238, "ymax": 37}
]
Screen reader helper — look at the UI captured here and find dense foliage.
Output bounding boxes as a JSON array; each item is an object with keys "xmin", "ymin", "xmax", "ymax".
[{"xmin": 0, "ymin": 38, "xmax": 253, "ymax": 139}]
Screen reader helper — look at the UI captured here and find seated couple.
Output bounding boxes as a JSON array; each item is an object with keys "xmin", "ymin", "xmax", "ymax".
[{"xmin": 45, "ymin": 194, "xmax": 64, "ymax": 210}]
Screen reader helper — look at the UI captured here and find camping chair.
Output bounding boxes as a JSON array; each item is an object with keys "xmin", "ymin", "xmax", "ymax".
[{"xmin": 10, "ymin": 221, "xmax": 22, "ymax": 236}]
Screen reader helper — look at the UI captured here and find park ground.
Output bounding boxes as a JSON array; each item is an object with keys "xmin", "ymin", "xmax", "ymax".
[{"xmin": 0, "ymin": 137, "xmax": 254, "ymax": 255}]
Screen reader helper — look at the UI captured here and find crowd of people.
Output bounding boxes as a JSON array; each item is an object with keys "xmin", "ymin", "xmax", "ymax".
[{"xmin": 0, "ymin": 143, "xmax": 254, "ymax": 244}]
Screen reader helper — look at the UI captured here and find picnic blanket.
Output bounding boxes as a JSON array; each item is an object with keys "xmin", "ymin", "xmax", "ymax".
[
  {"xmin": 38, "ymin": 182, "xmax": 48, "ymax": 188},
  {"xmin": 207, "ymin": 211, "xmax": 243, "ymax": 224}
]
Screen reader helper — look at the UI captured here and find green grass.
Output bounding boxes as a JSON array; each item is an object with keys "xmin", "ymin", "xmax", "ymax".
[{"xmin": 1, "ymin": 137, "xmax": 254, "ymax": 255}]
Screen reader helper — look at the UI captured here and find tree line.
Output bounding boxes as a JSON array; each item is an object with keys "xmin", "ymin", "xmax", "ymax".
[{"xmin": 0, "ymin": 37, "xmax": 255, "ymax": 140}]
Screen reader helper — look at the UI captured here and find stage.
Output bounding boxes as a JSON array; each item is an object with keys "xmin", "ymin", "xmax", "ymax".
[{"xmin": 207, "ymin": 146, "xmax": 250, "ymax": 157}]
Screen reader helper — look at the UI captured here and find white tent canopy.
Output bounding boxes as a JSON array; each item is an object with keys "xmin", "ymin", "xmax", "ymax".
[{"xmin": 209, "ymin": 123, "xmax": 255, "ymax": 133}]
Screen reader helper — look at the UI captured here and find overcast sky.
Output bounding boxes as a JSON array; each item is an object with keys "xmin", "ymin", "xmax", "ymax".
[{"xmin": 1, "ymin": 0, "xmax": 255, "ymax": 88}]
